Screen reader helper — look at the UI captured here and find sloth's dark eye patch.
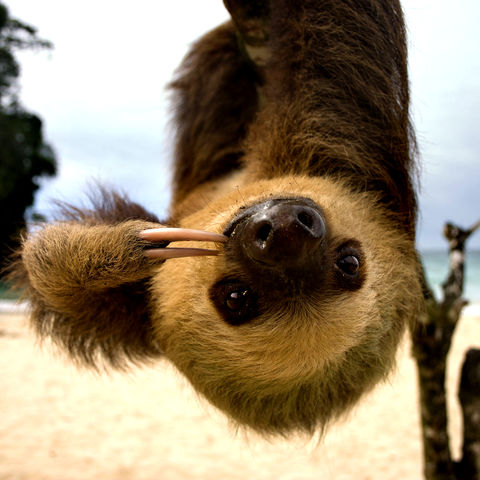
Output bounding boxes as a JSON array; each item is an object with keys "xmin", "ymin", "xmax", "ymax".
[
  {"xmin": 209, "ymin": 280, "xmax": 258, "ymax": 326},
  {"xmin": 336, "ymin": 254, "xmax": 360, "ymax": 276}
]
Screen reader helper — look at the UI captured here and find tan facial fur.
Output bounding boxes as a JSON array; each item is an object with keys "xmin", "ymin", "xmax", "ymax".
[{"xmin": 151, "ymin": 176, "xmax": 421, "ymax": 434}]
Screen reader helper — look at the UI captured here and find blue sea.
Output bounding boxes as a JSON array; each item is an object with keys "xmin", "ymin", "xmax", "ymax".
[{"xmin": 421, "ymin": 250, "xmax": 480, "ymax": 304}]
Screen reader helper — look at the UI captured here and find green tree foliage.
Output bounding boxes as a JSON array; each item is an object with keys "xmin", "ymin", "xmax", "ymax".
[{"xmin": 0, "ymin": 2, "xmax": 56, "ymax": 270}]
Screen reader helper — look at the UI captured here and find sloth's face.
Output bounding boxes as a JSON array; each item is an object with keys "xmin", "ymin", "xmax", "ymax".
[{"xmin": 151, "ymin": 176, "xmax": 421, "ymax": 434}]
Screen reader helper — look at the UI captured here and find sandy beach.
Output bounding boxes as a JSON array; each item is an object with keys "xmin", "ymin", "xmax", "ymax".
[{"xmin": 1, "ymin": 305, "xmax": 479, "ymax": 480}]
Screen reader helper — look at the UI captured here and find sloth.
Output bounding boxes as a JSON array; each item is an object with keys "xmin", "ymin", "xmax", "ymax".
[{"xmin": 10, "ymin": 0, "xmax": 422, "ymax": 435}]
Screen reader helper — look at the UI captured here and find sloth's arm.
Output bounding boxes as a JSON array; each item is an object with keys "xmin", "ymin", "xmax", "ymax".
[
  {"xmin": 13, "ymin": 220, "xmax": 225, "ymax": 367},
  {"xmin": 22, "ymin": 220, "xmax": 162, "ymax": 299},
  {"xmin": 12, "ymin": 219, "xmax": 162, "ymax": 366},
  {"xmin": 22, "ymin": 222, "xmax": 226, "ymax": 298}
]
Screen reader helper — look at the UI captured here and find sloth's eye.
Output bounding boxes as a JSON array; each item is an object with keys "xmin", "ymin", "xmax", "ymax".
[
  {"xmin": 334, "ymin": 242, "xmax": 364, "ymax": 289},
  {"xmin": 209, "ymin": 280, "xmax": 257, "ymax": 326},
  {"xmin": 226, "ymin": 289, "xmax": 249, "ymax": 312},
  {"xmin": 336, "ymin": 254, "xmax": 360, "ymax": 277}
]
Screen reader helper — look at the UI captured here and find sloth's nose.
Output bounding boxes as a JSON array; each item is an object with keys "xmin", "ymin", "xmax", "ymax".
[{"xmin": 240, "ymin": 201, "xmax": 326, "ymax": 269}]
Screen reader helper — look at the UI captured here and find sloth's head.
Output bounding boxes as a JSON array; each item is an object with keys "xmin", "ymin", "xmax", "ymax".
[{"xmin": 151, "ymin": 176, "xmax": 421, "ymax": 435}]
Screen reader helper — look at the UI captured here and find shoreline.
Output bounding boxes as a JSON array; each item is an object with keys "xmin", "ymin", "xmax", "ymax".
[
  {"xmin": 462, "ymin": 303, "xmax": 480, "ymax": 316},
  {"xmin": 0, "ymin": 299, "xmax": 27, "ymax": 314}
]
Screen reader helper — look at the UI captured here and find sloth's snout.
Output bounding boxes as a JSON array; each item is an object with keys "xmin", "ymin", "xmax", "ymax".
[{"xmin": 238, "ymin": 199, "xmax": 326, "ymax": 270}]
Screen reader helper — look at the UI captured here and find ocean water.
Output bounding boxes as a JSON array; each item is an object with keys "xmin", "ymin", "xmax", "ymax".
[{"xmin": 421, "ymin": 250, "xmax": 480, "ymax": 304}]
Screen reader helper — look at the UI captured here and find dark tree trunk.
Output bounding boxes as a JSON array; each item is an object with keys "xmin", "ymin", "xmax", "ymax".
[
  {"xmin": 411, "ymin": 221, "xmax": 480, "ymax": 480},
  {"xmin": 457, "ymin": 349, "xmax": 480, "ymax": 479}
]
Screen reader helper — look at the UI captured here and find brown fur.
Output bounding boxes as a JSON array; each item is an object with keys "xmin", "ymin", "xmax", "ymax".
[{"xmin": 8, "ymin": 0, "xmax": 422, "ymax": 435}]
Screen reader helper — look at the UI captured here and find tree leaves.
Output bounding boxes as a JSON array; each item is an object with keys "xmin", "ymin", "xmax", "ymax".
[{"xmin": 0, "ymin": 2, "xmax": 56, "ymax": 270}]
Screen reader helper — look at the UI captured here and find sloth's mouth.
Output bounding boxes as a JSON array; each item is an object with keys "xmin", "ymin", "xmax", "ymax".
[{"xmin": 223, "ymin": 196, "xmax": 323, "ymax": 238}]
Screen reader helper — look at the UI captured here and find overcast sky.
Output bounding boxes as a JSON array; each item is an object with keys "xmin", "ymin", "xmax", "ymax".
[{"xmin": 8, "ymin": 0, "xmax": 480, "ymax": 249}]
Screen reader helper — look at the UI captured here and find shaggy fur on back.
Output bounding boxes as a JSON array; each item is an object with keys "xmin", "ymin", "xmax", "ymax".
[
  {"xmin": 171, "ymin": 0, "xmax": 416, "ymax": 231},
  {"xmin": 251, "ymin": 1, "xmax": 416, "ymax": 226}
]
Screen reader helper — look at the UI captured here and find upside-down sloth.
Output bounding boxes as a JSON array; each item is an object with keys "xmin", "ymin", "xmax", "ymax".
[{"xmin": 11, "ymin": 0, "xmax": 422, "ymax": 435}]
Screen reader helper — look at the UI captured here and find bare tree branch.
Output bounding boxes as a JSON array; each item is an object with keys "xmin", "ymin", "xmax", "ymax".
[{"xmin": 411, "ymin": 220, "xmax": 480, "ymax": 479}]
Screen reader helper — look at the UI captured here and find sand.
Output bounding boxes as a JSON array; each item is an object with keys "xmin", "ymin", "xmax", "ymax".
[{"xmin": 1, "ymin": 307, "xmax": 479, "ymax": 480}]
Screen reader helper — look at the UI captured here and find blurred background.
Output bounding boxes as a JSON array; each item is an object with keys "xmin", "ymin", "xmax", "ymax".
[{"xmin": 1, "ymin": 0, "xmax": 480, "ymax": 300}]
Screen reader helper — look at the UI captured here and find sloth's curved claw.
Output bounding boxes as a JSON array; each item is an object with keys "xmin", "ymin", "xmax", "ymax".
[
  {"xmin": 140, "ymin": 227, "xmax": 227, "ymax": 244},
  {"xmin": 140, "ymin": 227, "xmax": 226, "ymax": 260},
  {"xmin": 144, "ymin": 247, "xmax": 219, "ymax": 259}
]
